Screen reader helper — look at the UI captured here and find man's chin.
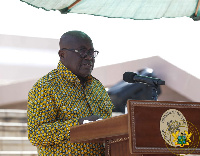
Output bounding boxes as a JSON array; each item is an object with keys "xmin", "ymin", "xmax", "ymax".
[
  {"xmin": 81, "ymin": 69, "xmax": 92, "ymax": 77},
  {"xmin": 77, "ymin": 72, "xmax": 91, "ymax": 79},
  {"xmin": 83, "ymin": 73, "xmax": 91, "ymax": 78}
]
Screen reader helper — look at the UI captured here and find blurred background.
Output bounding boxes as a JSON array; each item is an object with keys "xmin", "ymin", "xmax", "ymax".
[{"xmin": 0, "ymin": 0, "xmax": 200, "ymax": 155}]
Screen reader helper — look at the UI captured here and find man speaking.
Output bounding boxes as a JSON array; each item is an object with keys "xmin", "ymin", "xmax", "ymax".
[{"xmin": 27, "ymin": 30, "xmax": 114, "ymax": 155}]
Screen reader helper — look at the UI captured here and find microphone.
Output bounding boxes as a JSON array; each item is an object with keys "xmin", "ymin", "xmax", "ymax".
[{"xmin": 123, "ymin": 72, "xmax": 165, "ymax": 86}]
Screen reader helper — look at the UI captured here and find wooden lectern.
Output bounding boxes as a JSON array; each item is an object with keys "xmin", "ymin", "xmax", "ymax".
[{"xmin": 70, "ymin": 100, "xmax": 200, "ymax": 156}]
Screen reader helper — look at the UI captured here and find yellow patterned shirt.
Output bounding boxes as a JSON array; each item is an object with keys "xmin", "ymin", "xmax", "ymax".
[{"xmin": 27, "ymin": 61, "xmax": 114, "ymax": 156}]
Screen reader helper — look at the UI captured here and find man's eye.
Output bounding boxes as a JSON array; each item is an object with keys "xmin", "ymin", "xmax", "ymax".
[
  {"xmin": 79, "ymin": 49, "xmax": 87, "ymax": 53},
  {"xmin": 89, "ymin": 50, "xmax": 95, "ymax": 53}
]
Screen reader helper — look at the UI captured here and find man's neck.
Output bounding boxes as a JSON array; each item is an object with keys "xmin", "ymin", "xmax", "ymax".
[{"xmin": 77, "ymin": 76, "xmax": 87, "ymax": 87}]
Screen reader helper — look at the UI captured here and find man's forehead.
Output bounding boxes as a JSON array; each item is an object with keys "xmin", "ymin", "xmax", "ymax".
[{"xmin": 60, "ymin": 34, "xmax": 93, "ymax": 49}]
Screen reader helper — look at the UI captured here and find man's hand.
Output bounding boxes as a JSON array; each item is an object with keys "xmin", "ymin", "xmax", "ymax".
[{"xmin": 78, "ymin": 115, "xmax": 101, "ymax": 125}]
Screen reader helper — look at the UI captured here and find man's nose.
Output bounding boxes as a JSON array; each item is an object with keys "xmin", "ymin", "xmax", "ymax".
[{"xmin": 84, "ymin": 53, "xmax": 93, "ymax": 60}]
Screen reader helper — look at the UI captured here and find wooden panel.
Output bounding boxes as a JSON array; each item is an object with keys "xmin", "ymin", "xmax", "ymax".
[
  {"xmin": 105, "ymin": 135, "xmax": 175, "ymax": 156},
  {"xmin": 128, "ymin": 100, "xmax": 200, "ymax": 155},
  {"xmin": 109, "ymin": 136, "xmax": 133, "ymax": 156},
  {"xmin": 70, "ymin": 114, "xmax": 128, "ymax": 143}
]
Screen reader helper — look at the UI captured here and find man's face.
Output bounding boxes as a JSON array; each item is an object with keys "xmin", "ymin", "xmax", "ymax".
[{"xmin": 60, "ymin": 37, "xmax": 95, "ymax": 78}]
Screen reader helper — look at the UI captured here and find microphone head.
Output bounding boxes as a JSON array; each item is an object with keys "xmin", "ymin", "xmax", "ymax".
[{"xmin": 123, "ymin": 72, "xmax": 137, "ymax": 83}]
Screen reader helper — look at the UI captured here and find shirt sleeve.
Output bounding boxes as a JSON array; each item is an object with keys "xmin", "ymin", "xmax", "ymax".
[
  {"xmin": 27, "ymin": 85, "xmax": 79, "ymax": 146},
  {"xmin": 91, "ymin": 79, "xmax": 115, "ymax": 119},
  {"xmin": 100, "ymin": 90, "xmax": 115, "ymax": 118}
]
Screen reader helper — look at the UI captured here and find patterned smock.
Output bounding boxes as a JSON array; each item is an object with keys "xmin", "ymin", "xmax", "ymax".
[{"xmin": 27, "ymin": 61, "xmax": 114, "ymax": 156}]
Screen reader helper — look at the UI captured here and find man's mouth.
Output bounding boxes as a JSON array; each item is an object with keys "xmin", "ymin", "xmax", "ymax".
[
  {"xmin": 82, "ymin": 62, "xmax": 93, "ymax": 68},
  {"xmin": 83, "ymin": 63, "xmax": 91, "ymax": 66}
]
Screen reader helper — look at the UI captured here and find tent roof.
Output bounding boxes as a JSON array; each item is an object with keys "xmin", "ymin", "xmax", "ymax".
[{"xmin": 20, "ymin": 0, "xmax": 200, "ymax": 20}]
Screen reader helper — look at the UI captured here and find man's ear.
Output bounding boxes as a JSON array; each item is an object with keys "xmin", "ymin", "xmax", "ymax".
[{"xmin": 58, "ymin": 50, "xmax": 64, "ymax": 59}]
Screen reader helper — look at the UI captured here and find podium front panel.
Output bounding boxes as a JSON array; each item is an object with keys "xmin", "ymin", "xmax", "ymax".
[{"xmin": 127, "ymin": 100, "xmax": 200, "ymax": 155}]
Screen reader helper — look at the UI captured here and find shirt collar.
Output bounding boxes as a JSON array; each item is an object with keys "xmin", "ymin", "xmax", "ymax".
[{"xmin": 57, "ymin": 61, "xmax": 93, "ymax": 83}]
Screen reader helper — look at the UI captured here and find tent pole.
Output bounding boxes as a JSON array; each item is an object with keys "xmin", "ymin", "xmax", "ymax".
[
  {"xmin": 68, "ymin": 0, "xmax": 82, "ymax": 10},
  {"xmin": 195, "ymin": 0, "xmax": 200, "ymax": 16}
]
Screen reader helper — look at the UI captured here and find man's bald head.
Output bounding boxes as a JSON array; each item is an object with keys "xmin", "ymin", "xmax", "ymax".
[{"xmin": 59, "ymin": 31, "xmax": 92, "ymax": 49}]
